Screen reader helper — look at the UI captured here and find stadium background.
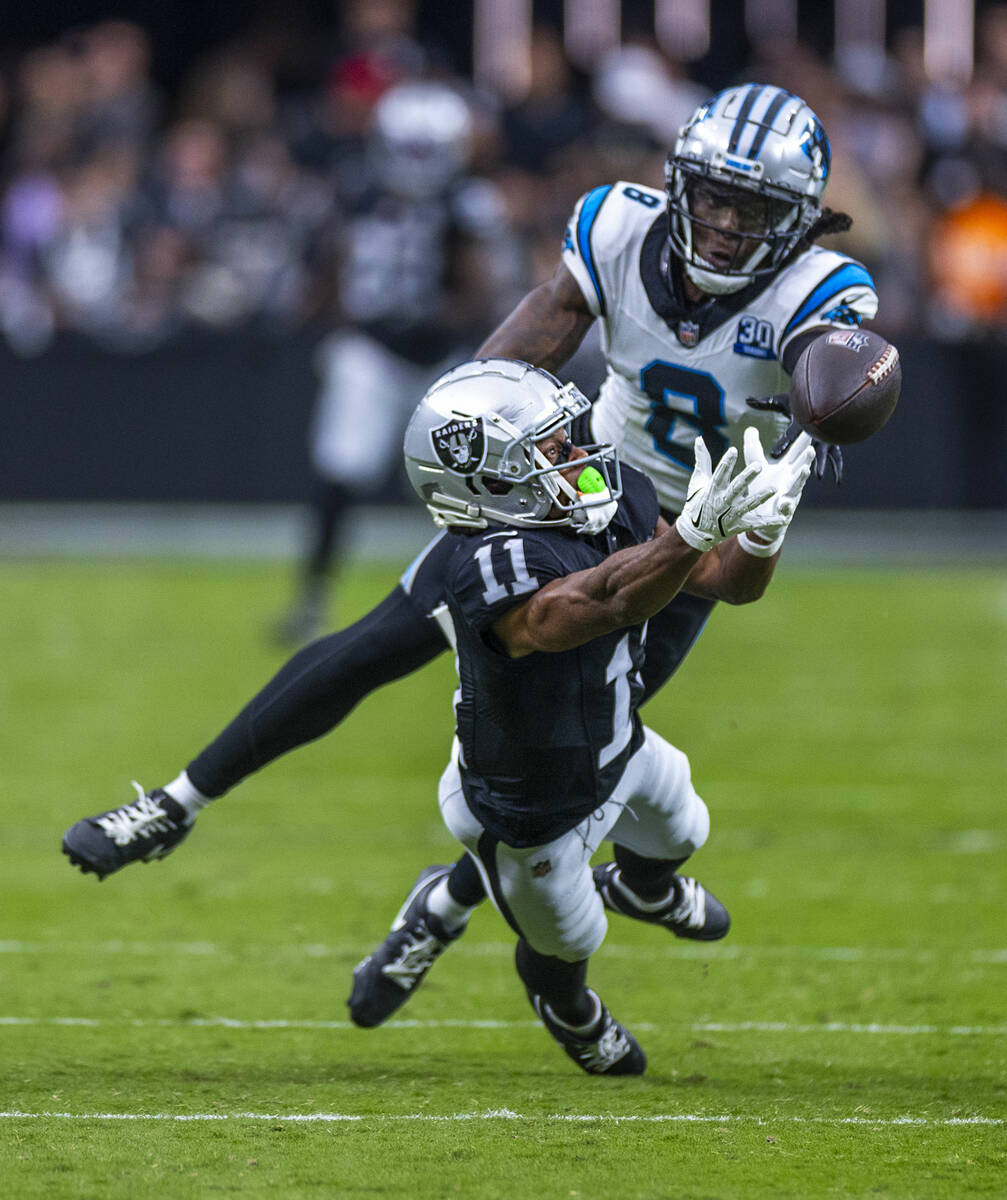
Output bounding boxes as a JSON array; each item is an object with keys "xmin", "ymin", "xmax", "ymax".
[
  {"xmin": 0, "ymin": 0, "xmax": 1005, "ymax": 514},
  {"xmin": 2, "ymin": 7, "xmax": 1004, "ymax": 1190}
]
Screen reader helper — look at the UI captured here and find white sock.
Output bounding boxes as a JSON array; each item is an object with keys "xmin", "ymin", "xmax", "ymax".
[
  {"xmin": 425, "ymin": 878, "xmax": 474, "ymax": 935},
  {"xmin": 613, "ymin": 870, "xmax": 675, "ymax": 912},
  {"xmin": 163, "ymin": 771, "xmax": 213, "ymax": 824}
]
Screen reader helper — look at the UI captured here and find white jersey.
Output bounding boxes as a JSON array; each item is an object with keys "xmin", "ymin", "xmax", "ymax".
[{"xmin": 561, "ymin": 181, "xmax": 879, "ymax": 513}]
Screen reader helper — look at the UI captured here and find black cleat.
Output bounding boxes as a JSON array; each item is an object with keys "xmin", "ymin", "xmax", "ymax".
[
  {"xmin": 530, "ymin": 988, "xmax": 646, "ymax": 1076},
  {"xmin": 348, "ymin": 865, "xmax": 460, "ymax": 1028},
  {"xmin": 62, "ymin": 783, "xmax": 192, "ymax": 881},
  {"xmin": 593, "ymin": 862, "xmax": 730, "ymax": 941}
]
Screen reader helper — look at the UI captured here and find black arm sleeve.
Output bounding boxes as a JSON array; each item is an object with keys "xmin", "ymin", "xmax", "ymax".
[{"xmin": 782, "ymin": 326, "xmax": 829, "ymax": 375}]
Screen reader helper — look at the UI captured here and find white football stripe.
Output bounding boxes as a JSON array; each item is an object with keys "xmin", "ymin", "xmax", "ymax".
[
  {"xmin": 0, "ymin": 939, "xmax": 1004, "ymax": 964},
  {"xmin": 0, "ymin": 1110, "xmax": 1001, "ymax": 1126},
  {"xmin": 1, "ymin": 1016, "xmax": 1004, "ymax": 1035}
]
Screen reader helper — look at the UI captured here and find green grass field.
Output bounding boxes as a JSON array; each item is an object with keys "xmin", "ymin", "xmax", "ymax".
[{"xmin": 1, "ymin": 556, "xmax": 1004, "ymax": 1199}]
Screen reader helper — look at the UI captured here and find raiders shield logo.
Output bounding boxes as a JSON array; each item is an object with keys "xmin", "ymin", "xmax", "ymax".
[{"xmin": 431, "ymin": 417, "xmax": 486, "ymax": 473}]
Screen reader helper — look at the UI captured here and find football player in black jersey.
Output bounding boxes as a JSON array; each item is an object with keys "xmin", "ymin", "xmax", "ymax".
[
  {"xmin": 273, "ymin": 79, "xmax": 513, "ymax": 645},
  {"xmin": 63, "ymin": 86, "xmax": 850, "ymax": 958},
  {"xmin": 344, "ymin": 359, "xmax": 813, "ymax": 1073},
  {"xmin": 60, "ymin": 357, "xmax": 811, "ymax": 1072}
]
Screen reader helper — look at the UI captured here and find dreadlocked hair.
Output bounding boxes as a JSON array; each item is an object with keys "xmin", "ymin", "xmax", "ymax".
[{"xmin": 792, "ymin": 207, "xmax": 853, "ymax": 257}]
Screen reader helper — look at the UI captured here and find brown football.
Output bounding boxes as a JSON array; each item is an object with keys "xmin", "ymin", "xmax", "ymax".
[{"xmin": 789, "ymin": 329, "xmax": 901, "ymax": 444}]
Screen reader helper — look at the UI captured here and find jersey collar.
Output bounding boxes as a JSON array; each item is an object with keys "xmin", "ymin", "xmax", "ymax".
[{"xmin": 638, "ymin": 215, "xmax": 775, "ymax": 345}]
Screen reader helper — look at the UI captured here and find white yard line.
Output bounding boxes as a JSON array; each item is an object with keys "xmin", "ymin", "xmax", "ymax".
[
  {"xmin": 1, "ymin": 1016, "xmax": 1004, "ymax": 1035},
  {"xmin": 0, "ymin": 1109, "xmax": 1001, "ymax": 1126},
  {"xmin": 1, "ymin": 939, "xmax": 1004, "ymax": 964}
]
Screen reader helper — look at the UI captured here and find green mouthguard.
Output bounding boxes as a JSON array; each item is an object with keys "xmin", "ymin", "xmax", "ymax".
[{"xmin": 576, "ymin": 466, "xmax": 607, "ymax": 494}]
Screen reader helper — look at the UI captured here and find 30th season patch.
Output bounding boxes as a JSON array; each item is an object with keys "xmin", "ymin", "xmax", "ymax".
[{"xmin": 431, "ymin": 417, "xmax": 486, "ymax": 473}]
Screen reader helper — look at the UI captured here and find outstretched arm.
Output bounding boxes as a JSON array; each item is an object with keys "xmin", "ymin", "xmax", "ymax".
[
  {"xmin": 494, "ymin": 522, "xmax": 703, "ymax": 656},
  {"xmin": 683, "ymin": 426, "xmax": 817, "ymax": 603},
  {"xmin": 493, "ymin": 438, "xmax": 777, "ymax": 656},
  {"xmin": 682, "ymin": 531, "xmax": 781, "ymax": 605},
  {"xmin": 476, "ymin": 261, "xmax": 595, "ymax": 373}
]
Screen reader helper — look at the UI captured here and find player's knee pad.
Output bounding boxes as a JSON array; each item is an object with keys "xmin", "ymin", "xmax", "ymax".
[
  {"xmin": 668, "ymin": 787, "xmax": 710, "ymax": 858},
  {"xmin": 521, "ymin": 902, "xmax": 607, "ymax": 963},
  {"xmin": 494, "ymin": 848, "xmax": 608, "ymax": 962},
  {"xmin": 613, "ymin": 779, "xmax": 710, "ymax": 863},
  {"xmin": 630, "ymin": 733, "xmax": 711, "ymax": 859}
]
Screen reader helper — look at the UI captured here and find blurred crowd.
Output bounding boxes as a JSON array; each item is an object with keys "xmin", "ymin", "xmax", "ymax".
[{"xmin": 2, "ymin": 0, "xmax": 1007, "ymax": 356}]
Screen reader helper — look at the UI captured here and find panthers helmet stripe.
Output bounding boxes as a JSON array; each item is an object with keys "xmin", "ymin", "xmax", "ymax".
[
  {"xmin": 782, "ymin": 261, "xmax": 876, "ymax": 338},
  {"xmin": 576, "ymin": 184, "xmax": 614, "ymax": 317},
  {"xmin": 669, "ymin": 83, "xmax": 830, "ymax": 291},
  {"xmin": 746, "ymin": 87, "xmax": 795, "ymax": 159},
  {"xmin": 726, "ymin": 83, "xmax": 765, "ymax": 154}
]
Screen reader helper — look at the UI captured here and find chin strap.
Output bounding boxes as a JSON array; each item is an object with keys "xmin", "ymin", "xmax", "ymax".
[{"xmin": 571, "ymin": 491, "xmax": 618, "ymax": 535}]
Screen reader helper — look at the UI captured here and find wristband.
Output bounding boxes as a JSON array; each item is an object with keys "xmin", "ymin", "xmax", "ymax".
[
  {"xmin": 738, "ymin": 530, "xmax": 786, "ymax": 557},
  {"xmin": 674, "ymin": 513, "xmax": 714, "ymax": 551}
]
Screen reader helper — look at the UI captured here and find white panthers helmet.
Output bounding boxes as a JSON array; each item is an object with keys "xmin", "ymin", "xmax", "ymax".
[
  {"xmin": 403, "ymin": 358, "xmax": 621, "ymax": 530},
  {"xmin": 371, "ymin": 80, "xmax": 473, "ymax": 199},
  {"xmin": 666, "ymin": 83, "xmax": 831, "ymax": 295}
]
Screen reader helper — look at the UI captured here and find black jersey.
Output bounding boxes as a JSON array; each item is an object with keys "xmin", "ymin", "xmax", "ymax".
[
  {"xmin": 444, "ymin": 464, "xmax": 659, "ymax": 848},
  {"xmin": 336, "ymin": 178, "xmax": 501, "ymax": 365}
]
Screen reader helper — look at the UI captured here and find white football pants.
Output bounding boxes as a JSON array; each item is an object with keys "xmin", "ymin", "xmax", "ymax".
[
  {"xmin": 310, "ymin": 330, "xmax": 457, "ymax": 487},
  {"xmin": 438, "ymin": 726, "xmax": 710, "ymax": 962}
]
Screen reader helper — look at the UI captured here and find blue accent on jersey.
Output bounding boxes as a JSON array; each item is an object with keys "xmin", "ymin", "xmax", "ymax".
[
  {"xmin": 621, "ymin": 185, "xmax": 661, "ymax": 208},
  {"xmin": 733, "ymin": 342, "xmax": 776, "ymax": 360},
  {"xmin": 575, "ymin": 185, "xmax": 613, "ymax": 316},
  {"xmin": 734, "ymin": 315, "xmax": 777, "ymax": 359},
  {"xmin": 783, "ymin": 263, "xmax": 875, "ymax": 337},
  {"xmin": 640, "ymin": 360, "xmax": 728, "ymax": 470},
  {"xmin": 821, "ymin": 302, "xmax": 863, "ymax": 326}
]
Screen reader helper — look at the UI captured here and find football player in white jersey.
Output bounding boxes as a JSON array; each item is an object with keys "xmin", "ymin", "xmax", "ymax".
[
  {"xmin": 62, "ymin": 87, "xmax": 880, "ymax": 978},
  {"xmin": 485, "ymin": 82, "xmax": 871, "ymax": 512}
]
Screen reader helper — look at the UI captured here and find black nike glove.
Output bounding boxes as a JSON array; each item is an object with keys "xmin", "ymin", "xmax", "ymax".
[{"xmin": 745, "ymin": 394, "xmax": 843, "ymax": 484}]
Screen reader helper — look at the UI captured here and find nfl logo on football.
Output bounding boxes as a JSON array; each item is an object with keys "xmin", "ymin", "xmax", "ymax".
[{"xmin": 826, "ymin": 330, "xmax": 871, "ymax": 352}]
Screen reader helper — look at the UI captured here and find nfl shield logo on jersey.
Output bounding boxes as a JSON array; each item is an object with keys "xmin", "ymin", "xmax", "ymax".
[
  {"xmin": 431, "ymin": 418, "xmax": 486, "ymax": 473},
  {"xmin": 676, "ymin": 319, "xmax": 700, "ymax": 348}
]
